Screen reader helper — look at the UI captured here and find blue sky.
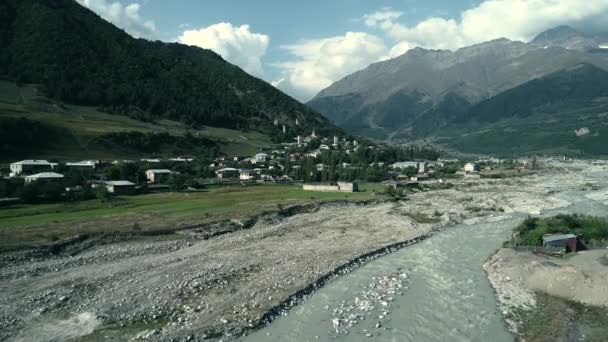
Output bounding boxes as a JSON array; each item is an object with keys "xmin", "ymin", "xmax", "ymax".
[{"xmin": 77, "ymin": 0, "xmax": 608, "ymax": 101}]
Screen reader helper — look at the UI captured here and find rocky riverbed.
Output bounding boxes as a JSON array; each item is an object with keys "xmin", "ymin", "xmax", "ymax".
[{"xmin": 1, "ymin": 160, "xmax": 606, "ymax": 341}]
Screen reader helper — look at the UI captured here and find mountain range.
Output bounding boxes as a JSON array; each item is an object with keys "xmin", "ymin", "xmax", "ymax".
[{"xmin": 308, "ymin": 25, "xmax": 608, "ymax": 155}]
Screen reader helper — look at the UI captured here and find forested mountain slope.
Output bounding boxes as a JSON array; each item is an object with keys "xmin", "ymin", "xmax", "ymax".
[{"xmin": 0, "ymin": 0, "xmax": 336, "ymax": 134}]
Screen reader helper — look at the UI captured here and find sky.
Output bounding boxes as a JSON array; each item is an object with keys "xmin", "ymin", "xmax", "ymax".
[{"xmin": 77, "ymin": 0, "xmax": 608, "ymax": 102}]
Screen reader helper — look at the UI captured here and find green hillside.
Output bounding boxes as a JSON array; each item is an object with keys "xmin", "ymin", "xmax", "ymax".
[
  {"xmin": 432, "ymin": 65, "xmax": 608, "ymax": 156},
  {"xmin": 0, "ymin": 82, "xmax": 275, "ymax": 162},
  {"xmin": 0, "ymin": 0, "xmax": 337, "ymax": 135}
]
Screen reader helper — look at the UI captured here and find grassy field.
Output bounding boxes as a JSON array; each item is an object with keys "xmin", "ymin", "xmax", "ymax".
[
  {"xmin": 0, "ymin": 81, "xmax": 274, "ymax": 160},
  {"xmin": 0, "ymin": 183, "xmax": 387, "ymax": 251}
]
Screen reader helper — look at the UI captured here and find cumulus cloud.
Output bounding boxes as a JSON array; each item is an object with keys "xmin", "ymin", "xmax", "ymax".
[
  {"xmin": 178, "ymin": 23, "xmax": 269, "ymax": 77},
  {"xmin": 275, "ymin": 32, "xmax": 388, "ymax": 101},
  {"xmin": 77, "ymin": 0, "xmax": 157, "ymax": 39},
  {"xmin": 366, "ymin": 0, "xmax": 608, "ymax": 52}
]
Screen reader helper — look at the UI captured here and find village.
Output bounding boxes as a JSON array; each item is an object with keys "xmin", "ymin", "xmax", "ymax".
[
  {"xmin": 0, "ymin": 118, "xmax": 547, "ymax": 204},
  {"xmin": 0, "ymin": 127, "xmax": 541, "ymax": 204}
]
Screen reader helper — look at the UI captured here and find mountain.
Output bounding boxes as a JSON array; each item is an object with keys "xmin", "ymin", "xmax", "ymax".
[
  {"xmin": 308, "ymin": 26, "xmax": 608, "ymax": 141},
  {"xmin": 0, "ymin": 0, "xmax": 336, "ymax": 135},
  {"xmin": 434, "ymin": 64, "xmax": 608, "ymax": 156},
  {"xmin": 531, "ymin": 25, "xmax": 599, "ymax": 51}
]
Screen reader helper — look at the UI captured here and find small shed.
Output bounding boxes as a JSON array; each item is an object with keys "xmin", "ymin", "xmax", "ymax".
[
  {"xmin": 103, "ymin": 180, "xmax": 136, "ymax": 195},
  {"xmin": 542, "ymin": 233, "xmax": 577, "ymax": 252}
]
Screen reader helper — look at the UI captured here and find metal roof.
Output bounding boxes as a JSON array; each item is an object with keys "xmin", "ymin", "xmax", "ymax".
[
  {"xmin": 104, "ymin": 180, "xmax": 135, "ymax": 186},
  {"xmin": 146, "ymin": 169, "xmax": 172, "ymax": 173},
  {"xmin": 66, "ymin": 161, "xmax": 95, "ymax": 167},
  {"xmin": 543, "ymin": 234, "xmax": 576, "ymax": 242},
  {"xmin": 12, "ymin": 160, "xmax": 52, "ymax": 165},
  {"xmin": 25, "ymin": 172, "xmax": 64, "ymax": 179}
]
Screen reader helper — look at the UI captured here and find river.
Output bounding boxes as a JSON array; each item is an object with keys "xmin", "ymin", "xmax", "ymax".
[{"xmin": 244, "ymin": 184, "xmax": 608, "ymax": 341}]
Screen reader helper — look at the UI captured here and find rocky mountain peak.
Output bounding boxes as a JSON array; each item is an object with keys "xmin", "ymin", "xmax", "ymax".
[{"xmin": 532, "ymin": 25, "xmax": 597, "ymax": 51}]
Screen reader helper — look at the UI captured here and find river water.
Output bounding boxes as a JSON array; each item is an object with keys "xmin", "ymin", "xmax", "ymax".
[{"xmin": 244, "ymin": 187, "xmax": 608, "ymax": 342}]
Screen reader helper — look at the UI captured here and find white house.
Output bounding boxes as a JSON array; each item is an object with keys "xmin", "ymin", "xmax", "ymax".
[
  {"xmin": 316, "ymin": 164, "xmax": 325, "ymax": 171},
  {"xmin": 464, "ymin": 163, "xmax": 477, "ymax": 173},
  {"xmin": 319, "ymin": 144, "xmax": 330, "ymax": 150},
  {"xmin": 216, "ymin": 167, "xmax": 239, "ymax": 179},
  {"xmin": 145, "ymin": 169, "xmax": 173, "ymax": 184},
  {"xmin": 254, "ymin": 153, "xmax": 269, "ymax": 164},
  {"xmin": 24, "ymin": 172, "xmax": 64, "ymax": 184},
  {"xmin": 418, "ymin": 162, "xmax": 427, "ymax": 174},
  {"xmin": 239, "ymin": 169, "xmax": 255, "ymax": 180},
  {"xmin": 10, "ymin": 160, "xmax": 54, "ymax": 177}
]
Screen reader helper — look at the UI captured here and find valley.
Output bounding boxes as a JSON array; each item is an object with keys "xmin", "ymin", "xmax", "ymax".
[
  {"xmin": 4, "ymin": 1, "xmax": 608, "ymax": 341},
  {"xmin": 1, "ymin": 159, "xmax": 606, "ymax": 341}
]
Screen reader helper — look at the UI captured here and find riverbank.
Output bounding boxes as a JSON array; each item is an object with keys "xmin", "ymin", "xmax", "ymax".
[
  {"xmin": 0, "ymin": 200, "xmax": 437, "ymax": 342},
  {"xmin": 485, "ymin": 248, "xmax": 608, "ymax": 341},
  {"xmin": 1, "ymin": 160, "xmax": 606, "ymax": 341}
]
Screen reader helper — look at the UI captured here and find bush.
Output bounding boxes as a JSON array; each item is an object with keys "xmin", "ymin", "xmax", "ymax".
[
  {"xmin": 512, "ymin": 214, "xmax": 608, "ymax": 246},
  {"xmin": 95, "ymin": 186, "xmax": 112, "ymax": 202}
]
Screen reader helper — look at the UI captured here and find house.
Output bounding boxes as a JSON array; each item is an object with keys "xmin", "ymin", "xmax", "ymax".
[
  {"xmin": 102, "ymin": 180, "xmax": 136, "ymax": 195},
  {"xmin": 239, "ymin": 169, "xmax": 255, "ymax": 180},
  {"xmin": 418, "ymin": 162, "xmax": 427, "ymax": 174},
  {"xmin": 316, "ymin": 164, "xmax": 325, "ymax": 171},
  {"xmin": 145, "ymin": 169, "xmax": 173, "ymax": 184},
  {"xmin": 169, "ymin": 156, "xmax": 193, "ymax": 162},
  {"xmin": 10, "ymin": 160, "xmax": 54, "ymax": 177},
  {"xmin": 112, "ymin": 160, "xmax": 135, "ymax": 165},
  {"xmin": 254, "ymin": 153, "xmax": 269, "ymax": 164},
  {"xmin": 464, "ymin": 163, "xmax": 477, "ymax": 173},
  {"xmin": 141, "ymin": 158, "xmax": 162, "ymax": 163},
  {"xmin": 216, "ymin": 167, "xmax": 239, "ymax": 179},
  {"xmin": 24, "ymin": 172, "xmax": 64, "ymax": 184},
  {"xmin": 542, "ymin": 234, "xmax": 577, "ymax": 252},
  {"xmin": 66, "ymin": 160, "xmax": 96, "ymax": 169},
  {"xmin": 319, "ymin": 144, "xmax": 330, "ymax": 150},
  {"xmin": 392, "ymin": 162, "xmax": 419, "ymax": 170}
]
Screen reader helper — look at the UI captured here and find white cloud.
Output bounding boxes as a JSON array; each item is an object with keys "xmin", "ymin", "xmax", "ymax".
[
  {"xmin": 275, "ymin": 32, "xmax": 388, "ymax": 101},
  {"xmin": 178, "ymin": 23, "xmax": 269, "ymax": 77},
  {"xmin": 363, "ymin": 8, "xmax": 403, "ymax": 30},
  {"xmin": 365, "ymin": 0, "xmax": 608, "ymax": 52},
  {"xmin": 77, "ymin": 0, "xmax": 157, "ymax": 39}
]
